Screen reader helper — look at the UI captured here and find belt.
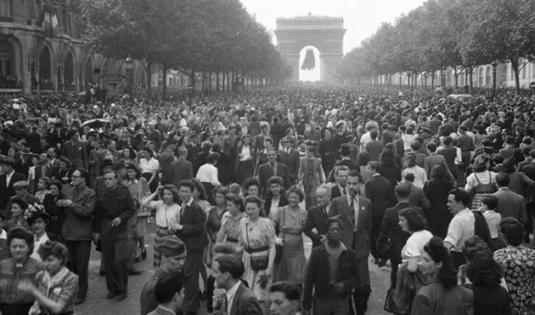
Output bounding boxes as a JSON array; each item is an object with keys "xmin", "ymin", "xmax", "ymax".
[
  {"xmin": 245, "ymin": 246, "xmax": 269, "ymax": 254},
  {"xmin": 227, "ymin": 237, "xmax": 238, "ymax": 243}
]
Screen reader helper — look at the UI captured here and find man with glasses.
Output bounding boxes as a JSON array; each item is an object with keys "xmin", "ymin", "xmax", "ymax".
[
  {"xmin": 93, "ymin": 169, "xmax": 135, "ymax": 301},
  {"xmin": 60, "ymin": 168, "xmax": 95, "ymax": 305}
]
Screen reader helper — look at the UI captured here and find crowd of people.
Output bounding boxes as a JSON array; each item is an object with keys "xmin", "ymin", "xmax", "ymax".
[{"xmin": 0, "ymin": 86, "xmax": 534, "ymax": 315}]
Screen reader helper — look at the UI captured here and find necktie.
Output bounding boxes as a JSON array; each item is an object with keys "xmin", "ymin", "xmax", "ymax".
[{"xmin": 342, "ymin": 187, "xmax": 346, "ymax": 196}]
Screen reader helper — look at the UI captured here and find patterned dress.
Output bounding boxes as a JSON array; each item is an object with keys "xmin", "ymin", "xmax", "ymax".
[
  {"xmin": 494, "ymin": 245, "xmax": 535, "ymax": 315},
  {"xmin": 238, "ymin": 216, "xmax": 276, "ymax": 301},
  {"xmin": 273, "ymin": 205, "xmax": 307, "ymax": 283}
]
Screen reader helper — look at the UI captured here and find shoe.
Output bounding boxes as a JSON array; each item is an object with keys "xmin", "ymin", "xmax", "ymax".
[
  {"xmin": 75, "ymin": 297, "xmax": 85, "ymax": 305},
  {"xmin": 116, "ymin": 293, "xmax": 127, "ymax": 301},
  {"xmin": 106, "ymin": 292, "xmax": 118, "ymax": 299},
  {"xmin": 129, "ymin": 269, "xmax": 143, "ymax": 275}
]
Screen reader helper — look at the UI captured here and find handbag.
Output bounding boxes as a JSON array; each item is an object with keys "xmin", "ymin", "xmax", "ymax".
[
  {"xmin": 275, "ymin": 208, "xmax": 285, "ymax": 263},
  {"xmin": 246, "ymin": 221, "xmax": 269, "ymax": 271}
]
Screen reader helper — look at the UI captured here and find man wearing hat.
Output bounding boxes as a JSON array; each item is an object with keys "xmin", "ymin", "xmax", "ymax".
[
  {"xmin": 147, "ymin": 272, "xmax": 184, "ymax": 315},
  {"xmin": 278, "ymin": 137, "xmax": 300, "ymax": 187},
  {"xmin": 9, "ymin": 180, "xmax": 39, "ymax": 210},
  {"xmin": 140, "ymin": 235, "xmax": 187, "ymax": 315},
  {"xmin": 0, "ymin": 156, "xmax": 26, "ymax": 213}
]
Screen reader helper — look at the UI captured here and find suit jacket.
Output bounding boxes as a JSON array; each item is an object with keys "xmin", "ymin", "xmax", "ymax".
[
  {"xmin": 365, "ymin": 174, "xmax": 396, "ymax": 218},
  {"xmin": 170, "ymin": 158, "xmax": 193, "ymax": 189},
  {"xmin": 61, "ymin": 140, "xmax": 88, "ymax": 169},
  {"xmin": 257, "ymin": 161, "xmax": 291, "ymax": 197},
  {"xmin": 408, "ymin": 184, "xmax": 430, "ymax": 210},
  {"xmin": 492, "ymin": 188, "xmax": 527, "ymax": 224},
  {"xmin": 0, "ymin": 171, "xmax": 26, "ymax": 212},
  {"xmin": 304, "ymin": 204, "xmax": 330, "ymax": 247},
  {"xmin": 229, "ymin": 283, "xmax": 263, "ymax": 315},
  {"xmin": 278, "ymin": 149, "xmax": 300, "ymax": 185},
  {"xmin": 175, "ymin": 200, "xmax": 208, "ymax": 254},
  {"xmin": 147, "ymin": 306, "xmax": 175, "ymax": 315},
  {"xmin": 377, "ymin": 201, "xmax": 422, "ymax": 263},
  {"xmin": 331, "ymin": 184, "xmax": 347, "ymax": 200},
  {"xmin": 329, "ymin": 195, "xmax": 372, "ymax": 258}
]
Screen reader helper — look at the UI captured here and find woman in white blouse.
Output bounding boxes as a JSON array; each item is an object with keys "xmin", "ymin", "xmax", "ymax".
[
  {"xmin": 142, "ymin": 184, "xmax": 181, "ymax": 267},
  {"xmin": 139, "ymin": 147, "xmax": 160, "ymax": 193}
]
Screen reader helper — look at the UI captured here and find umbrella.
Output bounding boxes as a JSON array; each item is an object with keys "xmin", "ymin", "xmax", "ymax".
[{"xmin": 82, "ymin": 118, "xmax": 110, "ymax": 129}]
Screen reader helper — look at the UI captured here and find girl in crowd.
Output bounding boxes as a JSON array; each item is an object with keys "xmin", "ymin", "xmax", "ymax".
[
  {"xmin": 264, "ymin": 176, "xmax": 288, "ymax": 220},
  {"xmin": 33, "ymin": 177, "xmax": 50, "ymax": 204},
  {"xmin": 6, "ymin": 199, "xmax": 31, "ymax": 231},
  {"xmin": 139, "ymin": 147, "xmax": 160, "ymax": 193},
  {"xmin": 124, "ymin": 163, "xmax": 150, "ymax": 262},
  {"xmin": 299, "ymin": 141, "xmax": 325, "ymax": 208},
  {"xmin": 216, "ymin": 193, "xmax": 245, "ymax": 252}
]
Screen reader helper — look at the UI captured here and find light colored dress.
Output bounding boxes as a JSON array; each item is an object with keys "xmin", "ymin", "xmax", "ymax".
[
  {"xmin": 273, "ymin": 205, "xmax": 307, "ymax": 283},
  {"xmin": 238, "ymin": 216, "xmax": 275, "ymax": 302}
]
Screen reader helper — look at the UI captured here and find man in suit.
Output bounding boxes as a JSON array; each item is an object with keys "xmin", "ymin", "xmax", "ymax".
[
  {"xmin": 257, "ymin": 147, "xmax": 290, "ymax": 198},
  {"xmin": 334, "ymin": 144, "xmax": 359, "ymax": 171},
  {"xmin": 423, "ymin": 142, "xmax": 455, "ymax": 183},
  {"xmin": 364, "ymin": 161, "xmax": 396, "ymax": 261},
  {"xmin": 304, "ymin": 185, "xmax": 332, "ymax": 247},
  {"xmin": 330, "ymin": 170, "xmax": 372, "ymax": 315},
  {"xmin": 170, "ymin": 146, "xmax": 193, "ymax": 190},
  {"xmin": 176, "ymin": 180, "xmax": 208, "ymax": 315},
  {"xmin": 61, "ymin": 129, "xmax": 88, "ymax": 170},
  {"xmin": 61, "ymin": 168, "xmax": 96, "ymax": 305},
  {"xmin": 212, "ymin": 254, "xmax": 263, "ymax": 315},
  {"xmin": 0, "ymin": 156, "xmax": 26, "ymax": 213},
  {"xmin": 365, "ymin": 130, "xmax": 384, "ymax": 162},
  {"xmin": 492, "ymin": 172, "xmax": 527, "ymax": 225},
  {"xmin": 278, "ymin": 137, "xmax": 300, "ymax": 187},
  {"xmin": 45, "ymin": 147, "xmax": 61, "ymax": 179},
  {"xmin": 404, "ymin": 173, "xmax": 430, "ymax": 210},
  {"xmin": 93, "ymin": 169, "xmax": 135, "ymax": 301},
  {"xmin": 330, "ymin": 165, "xmax": 349, "ymax": 199},
  {"xmin": 377, "ymin": 183, "xmax": 423, "ymax": 288}
]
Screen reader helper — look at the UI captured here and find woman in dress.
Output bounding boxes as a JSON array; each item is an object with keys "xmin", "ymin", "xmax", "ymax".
[
  {"xmin": 264, "ymin": 176, "xmax": 288, "ymax": 220},
  {"xmin": 238, "ymin": 196, "xmax": 276, "ymax": 305},
  {"xmin": 42, "ymin": 181, "xmax": 65, "ymax": 238},
  {"xmin": 18, "ymin": 241, "xmax": 78, "ymax": 315},
  {"xmin": 465, "ymin": 155, "xmax": 497, "ymax": 210},
  {"xmin": 0, "ymin": 227, "xmax": 42, "ymax": 315},
  {"xmin": 216, "ymin": 194, "xmax": 245, "ymax": 252},
  {"xmin": 273, "ymin": 186, "xmax": 307, "ymax": 284},
  {"xmin": 411, "ymin": 237, "xmax": 473, "ymax": 315},
  {"xmin": 139, "ymin": 147, "xmax": 160, "ymax": 193},
  {"xmin": 423, "ymin": 165, "xmax": 454, "ymax": 238},
  {"xmin": 141, "ymin": 184, "xmax": 181, "ymax": 267},
  {"xmin": 124, "ymin": 163, "xmax": 150, "ymax": 262},
  {"xmin": 493, "ymin": 217, "xmax": 535, "ymax": 315},
  {"xmin": 298, "ymin": 141, "xmax": 325, "ymax": 209},
  {"xmin": 206, "ymin": 187, "xmax": 228, "ymax": 265}
]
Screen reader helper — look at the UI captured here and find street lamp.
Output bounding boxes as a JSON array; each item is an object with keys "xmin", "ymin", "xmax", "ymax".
[
  {"xmin": 492, "ymin": 60, "xmax": 497, "ymax": 98},
  {"xmin": 124, "ymin": 56, "xmax": 134, "ymax": 94}
]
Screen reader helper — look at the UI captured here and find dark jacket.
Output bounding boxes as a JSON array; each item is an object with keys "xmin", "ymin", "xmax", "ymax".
[
  {"xmin": 264, "ymin": 195, "xmax": 288, "ymax": 218},
  {"xmin": 278, "ymin": 149, "xmax": 300, "ymax": 185},
  {"xmin": 365, "ymin": 174, "xmax": 396, "ymax": 218},
  {"xmin": 175, "ymin": 200, "xmax": 208, "ymax": 254},
  {"xmin": 170, "ymin": 158, "xmax": 193, "ymax": 189},
  {"xmin": 94, "ymin": 184, "xmax": 135, "ymax": 233},
  {"xmin": 303, "ymin": 243, "xmax": 359, "ymax": 310},
  {"xmin": 304, "ymin": 204, "xmax": 330, "ymax": 247},
  {"xmin": 62, "ymin": 185, "xmax": 96, "ymax": 241},
  {"xmin": 228, "ymin": 283, "xmax": 263, "ymax": 315},
  {"xmin": 257, "ymin": 161, "xmax": 291, "ymax": 197},
  {"xmin": 0, "ymin": 171, "xmax": 26, "ymax": 212}
]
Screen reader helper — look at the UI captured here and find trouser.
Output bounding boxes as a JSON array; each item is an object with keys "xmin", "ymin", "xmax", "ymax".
[
  {"xmin": 65, "ymin": 240, "xmax": 92, "ymax": 299},
  {"xmin": 370, "ymin": 216, "xmax": 383, "ymax": 259},
  {"xmin": 352, "ymin": 285, "xmax": 371, "ymax": 315},
  {"xmin": 0, "ymin": 303, "xmax": 33, "ymax": 315},
  {"xmin": 313, "ymin": 295, "xmax": 349, "ymax": 315},
  {"xmin": 101, "ymin": 221, "xmax": 130, "ymax": 294},
  {"xmin": 183, "ymin": 252, "xmax": 203, "ymax": 314}
]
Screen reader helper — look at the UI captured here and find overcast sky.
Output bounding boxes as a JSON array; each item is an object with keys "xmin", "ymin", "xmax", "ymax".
[{"xmin": 240, "ymin": 0, "xmax": 426, "ymax": 54}]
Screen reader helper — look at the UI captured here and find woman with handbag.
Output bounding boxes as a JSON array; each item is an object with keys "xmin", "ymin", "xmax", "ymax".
[
  {"xmin": 273, "ymin": 186, "xmax": 307, "ymax": 283},
  {"xmin": 238, "ymin": 196, "xmax": 276, "ymax": 306}
]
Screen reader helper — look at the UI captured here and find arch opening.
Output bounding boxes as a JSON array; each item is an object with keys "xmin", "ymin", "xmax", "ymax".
[
  {"xmin": 0, "ymin": 39, "xmax": 15, "ymax": 87},
  {"xmin": 64, "ymin": 51, "xmax": 74, "ymax": 90},
  {"xmin": 39, "ymin": 46, "xmax": 52, "ymax": 89},
  {"xmin": 299, "ymin": 46, "xmax": 320, "ymax": 82}
]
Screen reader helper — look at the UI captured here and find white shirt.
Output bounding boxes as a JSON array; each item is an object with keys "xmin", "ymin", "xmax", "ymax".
[
  {"xmin": 5, "ymin": 170, "xmax": 14, "ymax": 187},
  {"xmin": 226, "ymin": 281, "xmax": 241, "ymax": 314},
  {"xmin": 139, "ymin": 157, "xmax": 160, "ymax": 174},
  {"xmin": 483, "ymin": 210, "xmax": 502, "ymax": 239},
  {"xmin": 402, "ymin": 230, "xmax": 433, "ymax": 260},
  {"xmin": 444, "ymin": 208, "xmax": 475, "ymax": 252},
  {"xmin": 148, "ymin": 200, "xmax": 182, "ymax": 229},
  {"xmin": 31, "ymin": 233, "xmax": 50, "ymax": 261},
  {"xmin": 240, "ymin": 146, "xmax": 252, "ymax": 161},
  {"xmin": 196, "ymin": 163, "xmax": 220, "ymax": 186},
  {"xmin": 402, "ymin": 166, "xmax": 427, "ymax": 188}
]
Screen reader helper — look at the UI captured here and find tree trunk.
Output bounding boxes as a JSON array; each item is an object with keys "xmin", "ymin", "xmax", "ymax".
[
  {"xmin": 469, "ymin": 68, "xmax": 473, "ymax": 93},
  {"xmin": 511, "ymin": 59, "xmax": 521, "ymax": 94},
  {"xmin": 431, "ymin": 71, "xmax": 435, "ymax": 90},
  {"xmin": 146, "ymin": 61, "xmax": 151, "ymax": 97},
  {"xmin": 189, "ymin": 70, "xmax": 195, "ymax": 92},
  {"xmin": 454, "ymin": 67, "xmax": 458, "ymax": 89}
]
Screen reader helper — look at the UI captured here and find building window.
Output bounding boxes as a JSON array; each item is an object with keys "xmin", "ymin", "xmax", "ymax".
[{"xmin": 0, "ymin": 0, "xmax": 11, "ymax": 17}]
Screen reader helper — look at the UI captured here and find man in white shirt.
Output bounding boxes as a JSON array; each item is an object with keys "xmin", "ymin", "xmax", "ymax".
[
  {"xmin": 212, "ymin": 254, "xmax": 263, "ymax": 315},
  {"xmin": 444, "ymin": 188, "xmax": 475, "ymax": 268},
  {"xmin": 195, "ymin": 152, "xmax": 221, "ymax": 187}
]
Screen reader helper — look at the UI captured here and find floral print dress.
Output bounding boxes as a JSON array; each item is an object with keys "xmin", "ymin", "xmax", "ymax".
[{"xmin": 494, "ymin": 245, "xmax": 535, "ymax": 315}]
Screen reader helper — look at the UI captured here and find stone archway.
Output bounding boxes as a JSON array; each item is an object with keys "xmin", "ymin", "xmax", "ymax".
[
  {"xmin": 39, "ymin": 45, "xmax": 52, "ymax": 89},
  {"xmin": 299, "ymin": 45, "xmax": 321, "ymax": 82},
  {"xmin": 64, "ymin": 51, "xmax": 74, "ymax": 90},
  {"xmin": 0, "ymin": 39, "xmax": 15, "ymax": 87},
  {"xmin": 275, "ymin": 15, "xmax": 345, "ymax": 82}
]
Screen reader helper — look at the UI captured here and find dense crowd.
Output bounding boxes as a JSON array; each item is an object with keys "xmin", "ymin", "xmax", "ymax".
[{"xmin": 0, "ymin": 87, "xmax": 535, "ymax": 315}]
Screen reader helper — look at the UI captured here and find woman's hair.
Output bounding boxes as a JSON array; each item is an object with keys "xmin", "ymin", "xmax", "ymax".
[
  {"xmin": 472, "ymin": 154, "xmax": 489, "ymax": 172},
  {"xmin": 430, "ymin": 164, "xmax": 447, "ymax": 179},
  {"xmin": 500, "ymin": 217, "xmax": 524, "ymax": 246},
  {"xmin": 286, "ymin": 185, "xmax": 305, "ymax": 202},
  {"xmin": 398, "ymin": 208, "xmax": 426, "ymax": 232},
  {"xmin": 38, "ymin": 177, "xmax": 51, "ymax": 189},
  {"xmin": 37, "ymin": 240, "xmax": 69, "ymax": 265},
  {"xmin": 50, "ymin": 179, "xmax": 63, "ymax": 191},
  {"xmin": 405, "ymin": 153, "xmax": 417, "ymax": 168},
  {"xmin": 191, "ymin": 179, "xmax": 207, "ymax": 201},
  {"xmin": 225, "ymin": 193, "xmax": 244, "ymax": 212},
  {"xmin": 462, "ymin": 235, "xmax": 492, "ymax": 262},
  {"xmin": 161, "ymin": 184, "xmax": 180, "ymax": 203},
  {"xmin": 267, "ymin": 176, "xmax": 284, "ymax": 187},
  {"xmin": 7, "ymin": 227, "xmax": 34, "ymax": 256},
  {"xmin": 212, "ymin": 186, "xmax": 229, "ymax": 203},
  {"xmin": 269, "ymin": 281, "xmax": 302, "ymax": 302},
  {"xmin": 466, "ymin": 255, "xmax": 503, "ymax": 287},
  {"xmin": 244, "ymin": 196, "xmax": 263, "ymax": 211},
  {"xmin": 424, "ymin": 237, "xmax": 457, "ymax": 290},
  {"xmin": 10, "ymin": 198, "xmax": 28, "ymax": 211},
  {"xmin": 243, "ymin": 177, "xmax": 260, "ymax": 192}
]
